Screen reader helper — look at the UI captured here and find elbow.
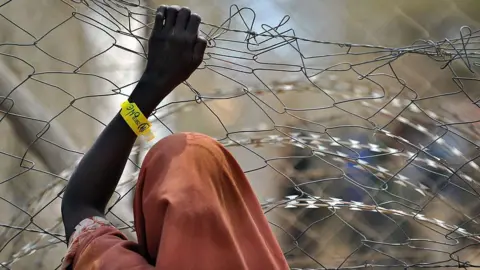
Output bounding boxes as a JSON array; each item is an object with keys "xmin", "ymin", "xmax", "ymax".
[{"xmin": 61, "ymin": 188, "xmax": 105, "ymax": 218}]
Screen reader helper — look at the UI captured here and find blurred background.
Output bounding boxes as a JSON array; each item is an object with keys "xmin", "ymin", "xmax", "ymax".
[{"xmin": 1, "ymin": 0, "xmax": 480, "ymax": 269}]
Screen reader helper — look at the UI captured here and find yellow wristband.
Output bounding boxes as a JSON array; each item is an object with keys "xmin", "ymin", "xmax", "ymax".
[{"xmin": 120, "ymin": 100, "xmax": 155, "ymax": 141}]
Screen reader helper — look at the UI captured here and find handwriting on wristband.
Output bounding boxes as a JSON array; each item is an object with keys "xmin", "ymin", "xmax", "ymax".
[
  {"xmin": 121, "ymin": 101, "xmax": 155, "ymax": 141},
  {"xmin": 124, "ymin": 104, "xmax": 145, "ymax": 130}
]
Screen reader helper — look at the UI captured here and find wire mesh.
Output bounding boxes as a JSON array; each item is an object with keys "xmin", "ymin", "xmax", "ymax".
[{"xmin": 1, "ymin": 0, "xmax": 480, "ymax": 269}]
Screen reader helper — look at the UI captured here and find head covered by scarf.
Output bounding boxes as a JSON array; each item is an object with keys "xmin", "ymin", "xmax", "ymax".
[{"xmin": 71, "ymin": 133, "xmax": 289, "ymax": 270}]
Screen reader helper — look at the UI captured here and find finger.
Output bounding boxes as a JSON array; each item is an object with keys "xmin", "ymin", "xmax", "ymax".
[
  {"xmin": 153, "ymin": 6, "xmax": 166, "ymax": 31},
  {"xmin": 164, "ymin": 5, "xmax": 180, "ymax": 30},
  {"xmin": 187, "ymin": 13, "xmax": 201, "ymax": 35},
  {"xmin": 175, "ymin": 7, "xmax": 191, "ymax": 31},
  {"xmin": 193, "ymin": 36, "xmax": 207, "ymax": 65}
]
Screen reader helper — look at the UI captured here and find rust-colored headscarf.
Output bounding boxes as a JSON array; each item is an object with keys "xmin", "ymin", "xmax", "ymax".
[{"xmin": 71, "ymin": 132, "xmax": 289, "ymax": 270}]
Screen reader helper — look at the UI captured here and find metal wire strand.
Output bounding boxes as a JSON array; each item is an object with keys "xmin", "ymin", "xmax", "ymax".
[{"xmin": 1, "ymin": 0, "xmax": 480, "ymax": 269}]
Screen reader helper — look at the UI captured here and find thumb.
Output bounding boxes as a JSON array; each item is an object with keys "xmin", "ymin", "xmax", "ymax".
[{"xmin": 192, "ymin": 36, "xmax": 207, "ymax": 67}]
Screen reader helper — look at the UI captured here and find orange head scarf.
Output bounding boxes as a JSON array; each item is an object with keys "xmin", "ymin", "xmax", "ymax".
[
  {"xmin": 70, "ymin": 132, "xmax": 289, "ymax": 270},
  {"xmin": 133, "ymin": 132, "xmax": 289, "ymax": 269}
]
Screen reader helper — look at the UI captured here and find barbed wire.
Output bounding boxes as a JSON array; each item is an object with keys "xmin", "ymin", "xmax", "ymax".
[{"xmin": 1, "ymin": 0, "xmax": 480, "ymax": 269}]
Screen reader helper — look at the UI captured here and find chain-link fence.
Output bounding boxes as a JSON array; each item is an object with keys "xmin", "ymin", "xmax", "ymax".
[{"xmin": 1, "ymin": 0, "xmax": 480, "ymax": 269}]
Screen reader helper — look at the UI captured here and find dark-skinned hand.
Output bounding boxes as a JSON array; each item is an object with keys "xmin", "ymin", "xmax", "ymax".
[{"xmin": 130, "ymin": 5, "xmax": 207, "ymax": 115}]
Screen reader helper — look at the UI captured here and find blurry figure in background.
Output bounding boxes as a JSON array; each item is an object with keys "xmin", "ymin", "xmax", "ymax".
[
  {"xmin": 344, "ymin": 133, "xmax": 392, "ymax": 203},
  {"xmin": 60, "ymin": 6, "xmax": 289, "ymax": 270},
  {"xmin": 391, "ymin": 120, "xmax": 470, "ymax": 197},
  {"xmin": 390, "ymin": 113, "xmax": 480, "ymax": 232},
  {"xmin": 274, "ymin": 121, "xmax": 466, "ymax": 267}
]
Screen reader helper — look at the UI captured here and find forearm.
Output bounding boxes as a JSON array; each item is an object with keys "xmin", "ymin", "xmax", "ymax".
[
  {"xmin": 62, "ymin": 114, "xmax": 136, "ymax": 207},
  {"xmin": 61, "ymin": 75, "xmax": 170, "ymax": 237}
]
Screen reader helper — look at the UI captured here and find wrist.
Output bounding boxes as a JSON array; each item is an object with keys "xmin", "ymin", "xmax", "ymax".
[{"xmin": 129, "ymin": 73, "xmax": 173, "ymax": 116}]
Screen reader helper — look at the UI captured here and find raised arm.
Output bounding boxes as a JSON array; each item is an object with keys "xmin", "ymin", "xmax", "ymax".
[{"xmin": 61, "ymin": 5, "xmax": 207, "ymax": 241}]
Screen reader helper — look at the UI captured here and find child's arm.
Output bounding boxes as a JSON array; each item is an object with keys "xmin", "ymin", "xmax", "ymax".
[{"xmin": 61, "ymin": 5, "xmax": 207, "ymax": 242}]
